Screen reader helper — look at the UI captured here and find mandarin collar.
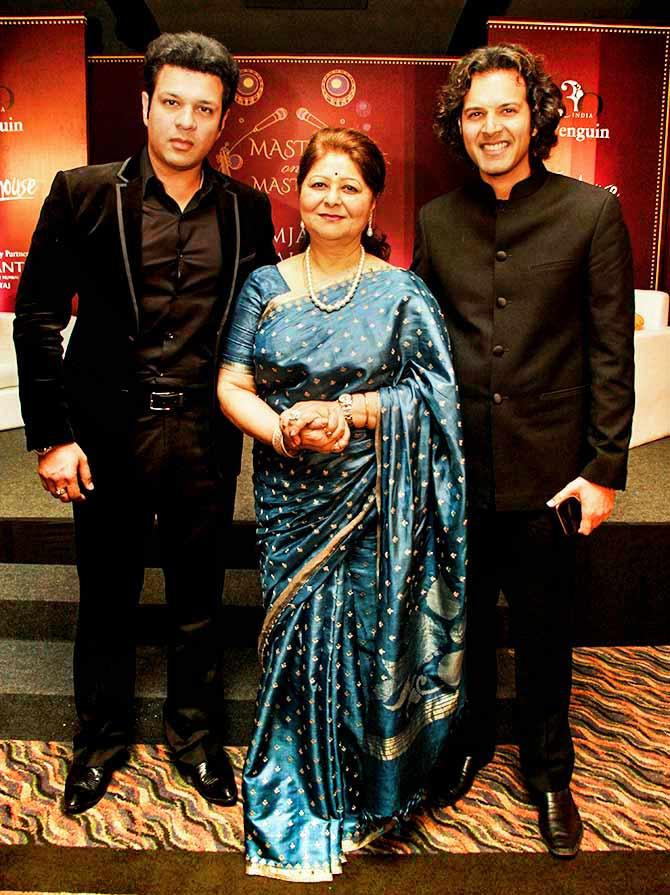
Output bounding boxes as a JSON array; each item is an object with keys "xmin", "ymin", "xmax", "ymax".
[{"xmin": 466, "ymin": 163, "xmax": 549, "ymax": 207}]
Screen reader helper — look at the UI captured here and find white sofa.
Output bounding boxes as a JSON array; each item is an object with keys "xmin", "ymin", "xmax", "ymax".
[
  {"xmin": 630, "ymin": 289, "xmax": 670, "ymax": 448},
  {"xmin": 0, "ymin": 311, "xmax": 75, "ymax": 431}
]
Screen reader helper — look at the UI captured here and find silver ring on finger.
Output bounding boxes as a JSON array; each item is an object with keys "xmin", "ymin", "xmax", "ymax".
[{"xmin": 286, "ymin": 410, "xmax": 302, "ymax": 423}]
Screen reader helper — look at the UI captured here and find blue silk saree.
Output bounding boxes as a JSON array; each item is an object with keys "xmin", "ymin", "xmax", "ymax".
[{"xmin": 221, "ymin": 264, "xmax": 467, "ymax": 881}]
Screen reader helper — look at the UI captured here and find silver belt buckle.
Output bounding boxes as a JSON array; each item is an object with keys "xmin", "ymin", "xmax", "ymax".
[{"xmin": 149, "ymin": 390, "xmax": 184, "ymax": 412}]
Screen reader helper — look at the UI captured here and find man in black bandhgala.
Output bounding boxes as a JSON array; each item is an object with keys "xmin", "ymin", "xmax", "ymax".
[{"xmin": 413, "ymin": 43, "xmax": 634, "ymax": 858}]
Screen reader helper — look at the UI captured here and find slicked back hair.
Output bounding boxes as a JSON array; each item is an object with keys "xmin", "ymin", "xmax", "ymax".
[{"xmin": 144, "ymin": 31, "xmax": 240, "ymax": 122}]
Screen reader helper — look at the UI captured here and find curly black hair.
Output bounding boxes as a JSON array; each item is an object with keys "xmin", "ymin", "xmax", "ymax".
[
  {"xmin": 144, "ymin": 31, "xmax": 240, "ymax": 122},
  {"xmin": 434, "ymin": 43, "xmax": 564, "ymax": 165},
  {"xmin": 296, "ymin": 127, "xmax": 391, "ymax": 261}
]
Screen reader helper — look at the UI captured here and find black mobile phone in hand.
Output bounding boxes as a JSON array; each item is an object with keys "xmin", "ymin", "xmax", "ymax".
[{"xmin": 555, "ymin": 497, "xmax": 582, "ymax": 536}]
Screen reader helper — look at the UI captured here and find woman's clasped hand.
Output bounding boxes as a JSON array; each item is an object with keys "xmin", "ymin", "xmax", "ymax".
[{"xmin": 279, "ymin": 400, "xmax": 350, "ymax": 453}]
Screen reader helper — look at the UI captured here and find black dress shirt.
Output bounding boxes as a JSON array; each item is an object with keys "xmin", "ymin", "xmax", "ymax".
[{"xmin": 136, "ymin": 150, "xmax": 223, "ymax": 389}]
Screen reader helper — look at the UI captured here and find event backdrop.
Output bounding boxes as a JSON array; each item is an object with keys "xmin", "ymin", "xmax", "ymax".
[
  {"xmin": 88, "ymin": 54, "xmax": 464, "ymax": 268},
  {"xmin": 85, "ymin": 33, "xmax": 670, "ymax": 289},
  {"xmin": 488, "ymin": 19, "xmax": 670, "ymax": 291},
  {"xmin": 3, "ymin": 20, "xmax": 670, "ymax": 307},
  {"xmin": 0, "ymin": 14, "xmax": 88, "ymax": 311}
]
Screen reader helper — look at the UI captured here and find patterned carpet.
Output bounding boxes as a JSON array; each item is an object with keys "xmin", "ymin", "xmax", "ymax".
[{"xmin": 1, "ymin": 646, "xmax": 669, "ymax": 856}]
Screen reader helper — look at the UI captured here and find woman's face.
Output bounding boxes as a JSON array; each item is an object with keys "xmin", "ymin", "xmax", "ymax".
[{"xmin": 299, "ymin": 151, "xmax": 375, "ymax": 248}]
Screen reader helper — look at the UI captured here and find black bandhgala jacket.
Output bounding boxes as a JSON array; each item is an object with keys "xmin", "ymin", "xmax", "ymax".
[{"xmin": 413, "ymin": 165, "xmax": 635, "ymax": 511}]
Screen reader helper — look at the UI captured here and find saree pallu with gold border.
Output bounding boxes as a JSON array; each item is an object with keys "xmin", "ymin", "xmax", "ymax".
[{"xmin": 221, "ymin": 266, "xmax": 467, "ymax": 881}]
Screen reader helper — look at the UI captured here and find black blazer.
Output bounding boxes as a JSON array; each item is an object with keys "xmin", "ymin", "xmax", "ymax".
[
  {"xmin": 413, "ymin": 166, "xmax": 635, "ymax": 511},
  {"xmin": 14, "ymin": 151, "xmax": 278, "ymax": 470}
]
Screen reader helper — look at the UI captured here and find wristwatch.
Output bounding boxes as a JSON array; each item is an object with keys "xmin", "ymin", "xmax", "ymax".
[{"xmin": 337, "ymin": 393, "xmax": 354, "ymax": 427}]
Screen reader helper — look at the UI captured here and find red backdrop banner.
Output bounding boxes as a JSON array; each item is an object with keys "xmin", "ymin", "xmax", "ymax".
[
  {"xmin": 0, "ymin": 15, "xmax": 88, "ymax": 311},
  {"xmin": 488, "ymin": 19, "xmax": 670, "ymax": 291},
  {"xmin": 87, "ymin": 54, "xmax": 465, "ymax": 269},
  {"xmin": 216, "ymin": 55, "xmax": 461, "ymax": 267}
]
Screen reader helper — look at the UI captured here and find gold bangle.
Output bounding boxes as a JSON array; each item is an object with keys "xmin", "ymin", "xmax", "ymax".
[
  {"xmin": 272, "ymin": 424, "xmax": 298, "ymax": 457},
  {"xmin": 364, "ymin": 391, "xmax": 378, "ymax": 429}
]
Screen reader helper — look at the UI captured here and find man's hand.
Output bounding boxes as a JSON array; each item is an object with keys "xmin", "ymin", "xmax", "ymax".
[
  {"xmin": 547, "ymin": 476, "xmax": 616, "ymax": 536},
  {"xmin": 37, "ymin": 442, "xmax": 94, "ymax": 503}
]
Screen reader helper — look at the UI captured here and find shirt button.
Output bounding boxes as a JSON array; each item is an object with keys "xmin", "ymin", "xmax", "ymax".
[
  {"xmin": 496, "ymin": 296, "xmax": 508, "ymax": 308},
  {"xmin": 492, "ymin": 393, "xmax": 503, "ymax": 405},
  {"xmin": 492, "ymin": 344, "xmax": 505, "ymax": 357},
  {"xmin": 495, "ymin": 250, "xmax": 508, "ymax": 262}
]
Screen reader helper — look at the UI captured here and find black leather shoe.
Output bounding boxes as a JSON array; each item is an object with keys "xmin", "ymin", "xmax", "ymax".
[
  {"xmin": 177, "ymin": 753, "xmax": 237, "ymax": 806},
  {"xmin": 63, "ymin": 754, "xmax": 126, "ymax": 815},
  {"xmin": 431, "ymin": 749, "xmax": 494, "ymax": 808},
  {"xmin": 535, "ymin": 788, "xmax": 583, "ymax": 858}
]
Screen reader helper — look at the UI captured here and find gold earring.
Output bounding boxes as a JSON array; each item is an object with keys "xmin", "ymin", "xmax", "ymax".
[{"xmin": 366, "ymin": 213, "xmax": 374, "ymax": 238}]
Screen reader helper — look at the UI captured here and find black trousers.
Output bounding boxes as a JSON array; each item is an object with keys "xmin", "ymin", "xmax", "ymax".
[
  {"xmin": 71, "ymin": 405, "xmax": 236, "ymax": 768},
  {"xmin": 459, "ymin": 509, "xmax": 577, "ymax": 793}
]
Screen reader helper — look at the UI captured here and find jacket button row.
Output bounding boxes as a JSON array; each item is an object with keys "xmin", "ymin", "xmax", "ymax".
[
  {"xmin": 496, "ymin": 296, "xmax": 508, "ymax": 308},
  {"xmin": 495, "ymin": 250, "xmax": 508, "ymax": 262},
  {"xmin": 492, "ymin": 393, "xmax": 503, "ymax": 405},
  {"xmin": 492, "ymin": 345, "xmax": 505, "ymax": 357}
]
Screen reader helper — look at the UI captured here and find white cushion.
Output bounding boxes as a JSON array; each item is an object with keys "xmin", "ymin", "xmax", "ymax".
[
  {"xmin": 631, "ymin": 327, "xmax": 670, "ymax": 447},
  {"xmin": 634, "ymin": 289, "xmax": 669, "ymax": 331},
  {"xmin": 0, "ymin": 312, "xmax": 18, "ymax": 390}
]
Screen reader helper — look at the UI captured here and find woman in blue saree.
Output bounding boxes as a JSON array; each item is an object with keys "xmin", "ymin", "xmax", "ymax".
[{"xmin": 218, "ymin": 128, "xmax": 467, "ymax": 881}]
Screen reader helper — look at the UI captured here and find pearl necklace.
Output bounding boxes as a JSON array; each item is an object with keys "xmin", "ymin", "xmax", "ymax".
[{"xmin": 304, "ymin": 244, "xmax": 366, "ymax": 313}]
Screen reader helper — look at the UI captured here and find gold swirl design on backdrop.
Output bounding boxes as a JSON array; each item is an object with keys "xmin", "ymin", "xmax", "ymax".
[
  {"xmin": 236, "ymin": 69, "xmax": 264, "ymax": 107},
  {"xmin": 321, "ymin": 69, "xmax": 356, "ymax": 107}
]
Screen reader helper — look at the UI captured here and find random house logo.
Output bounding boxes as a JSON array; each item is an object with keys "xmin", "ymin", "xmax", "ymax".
[
  {"xmin": 559, "ymin": 79, "xmax": 610, "ymax": 144},
  {"xmin": 0, "ymin": 176, "xmax": 38, "ymax": 202},
  {"xmin": 0, "ymin": 85, "xmax": 25, "ymax": 134}
]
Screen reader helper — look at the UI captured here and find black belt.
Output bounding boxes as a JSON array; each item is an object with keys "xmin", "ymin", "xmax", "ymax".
[{"xmin": 135, "ymin": 388, "xmax": 210, "ymax": 413}]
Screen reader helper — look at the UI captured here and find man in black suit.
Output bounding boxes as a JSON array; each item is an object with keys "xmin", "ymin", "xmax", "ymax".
[
  {"xmin": 413, "ymin": 44, "xmax": 634, "ymax": 857},
  {"xmin": 14, "ymin": 32, "xmax": 277, "ymax": 814}
]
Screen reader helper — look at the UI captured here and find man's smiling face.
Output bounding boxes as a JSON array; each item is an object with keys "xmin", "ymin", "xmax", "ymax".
[{"xmin": 460, "ymin": 68, "xmax": 534, "ymax": 196}]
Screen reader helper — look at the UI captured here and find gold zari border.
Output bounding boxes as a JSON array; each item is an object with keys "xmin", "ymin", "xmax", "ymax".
[
  {"xmin": 219, "ymin": 359, "xmax": 254, "ymax": 374},
  {"xmin": 259, "ymin": 290, "xmax": 304, "ymax": 322},
  {"xmin": 365, "ymin": 691, "xmax": 459, "ymax": 761},
  {"xmin": 258, "ymin": 493, "xmax": 376, "ymax": 665},
  {"xmin": 247, "ymin": 861, "xmax": 344, "ymax": 882}
]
